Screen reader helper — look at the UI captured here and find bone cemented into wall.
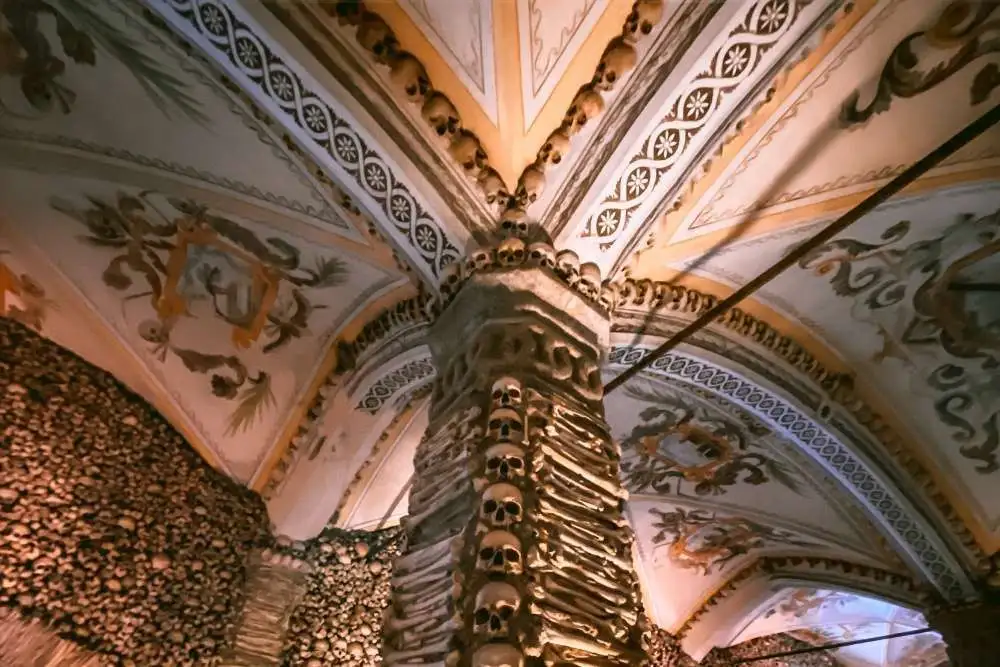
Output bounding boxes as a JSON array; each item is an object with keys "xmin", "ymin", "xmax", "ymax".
[{"xmin": 0, "ymin": 317, "xmax": 272, "ymax": 665}]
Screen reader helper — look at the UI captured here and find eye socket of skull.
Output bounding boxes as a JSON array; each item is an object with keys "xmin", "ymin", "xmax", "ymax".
[
  {"xmin": 486, "ymin": 458, "xmax": 501, "ymax": 471},
  {"xmin": 503, "ymin": 501, "xmax": 521, "ymax": 517},
  {"xmin": 504, "ymin": 547, "xmax": 520, "ymax": 562},
  {"xmin": 507, "ymin": 458, "xmax": 523, "ymax": 470},
  {"xmin": 474, "ymin": 608, "xmax": 490, "ymax": 626},
  {"xmin": 483, "ymin": 499, "xmax": 498, "ymax": 515},
  {"xmin": 489, "ymin": 418, "xmax": 523, "ymax": 438}
]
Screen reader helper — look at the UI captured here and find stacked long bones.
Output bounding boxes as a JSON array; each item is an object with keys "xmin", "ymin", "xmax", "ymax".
[{"xmin": 384, "ymin": 376, "xmax": 643, "ymax": 666}]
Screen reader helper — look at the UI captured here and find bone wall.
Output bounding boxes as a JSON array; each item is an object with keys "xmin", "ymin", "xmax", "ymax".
[
  {"xmin": 282, "ymin": 527, "xmax": 402, "ymax": 666},
  {"xmin": 645, "ymin": 626, "xmax": 842, "ymax": 667},
  {"xmin": 0, "ymin": 318, "xmax": 272, "ymax": 665}
]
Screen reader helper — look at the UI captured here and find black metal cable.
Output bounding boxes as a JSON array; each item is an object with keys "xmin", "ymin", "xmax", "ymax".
[{"xmin": 730, "ymin": 627, "xmax": 935, "ymax": 664}]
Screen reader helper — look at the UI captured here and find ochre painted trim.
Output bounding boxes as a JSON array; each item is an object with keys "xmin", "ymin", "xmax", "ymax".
[
  {"xmin": 627, "ymin": 0, "xmax": 879, "ymax": 276},
  {"xmin": 377, "ymin": 0, "xmax": 514, "ymax": 183},
  {"xmin": 519, "ymin": 0, "xmax": 635, "ymax": 152},
  {"xmin": 251, "ymin": 282, "xmax": 419, "ymax": 492},
  {"xmin": 492, "ymin": 0, "xmax": 526, "ymax": 186},
  {"xmin": 654, "ymin": 272, "xmax": 854, "ymax": 376}
]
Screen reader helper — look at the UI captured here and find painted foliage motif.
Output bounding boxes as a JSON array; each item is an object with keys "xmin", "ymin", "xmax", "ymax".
[
  {"xmin": 621, "ymin": 383, "xmax": 803, "ymax": 496},
  {"xmin": 841, "ymin": 0, "xmax": 999, "ymax": 126},
  {"xmin": 650, "ymin": 507, "xmax": 819, "ymax": 575},
  {"xmin": 763, "ymin": 588, "xmax": 852, "ymax": 620},
  {"xmin": 800, "ymin": 207, "xmax": 1000, "ymax": 473},
  {"xmin": 0, "ymin": 250, "xmax": 52, "ymax": 332},
  {"xmin": 52, "ymin": 190, "xmax": 347, "ymax": 435},
  {"xmin": 0, "ymin": 0, "xmax": 205, "ymax": 119}
]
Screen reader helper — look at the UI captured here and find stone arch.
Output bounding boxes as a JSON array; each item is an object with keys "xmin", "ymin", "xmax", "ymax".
[{"xmin": 608, "ymin": 331, "xmax": 975, "ymax": 601}]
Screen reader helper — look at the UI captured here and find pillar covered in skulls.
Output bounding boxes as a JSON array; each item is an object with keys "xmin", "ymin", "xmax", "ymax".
[{"xmin": 382, "ymin": 229, "xmax": 649, "ymax": 666}]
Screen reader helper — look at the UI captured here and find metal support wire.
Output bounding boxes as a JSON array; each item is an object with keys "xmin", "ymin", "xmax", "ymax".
[{"xmin": 730, "ymin": 627, "xmax": 934, "ymax": 664}]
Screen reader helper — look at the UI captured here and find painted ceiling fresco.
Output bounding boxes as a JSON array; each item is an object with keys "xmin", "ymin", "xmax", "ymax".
[
  {"xmin": 2, "ymin": 0, "xmax": 998, "ymax": 661},
  {"xmin": 669, "ymin": 185, "xmax": 1000, "ymax": 546},
  {"xmin": 0, "ymin": 0, "xmax": 415, "ymax": 481}
]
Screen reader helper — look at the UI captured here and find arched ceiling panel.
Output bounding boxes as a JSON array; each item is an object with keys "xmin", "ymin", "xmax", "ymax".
[
  {"xmin": 654, "ymin": 184, "xmax": 1000, "ymax": 552},
  {"xmin": 0, "ymin": 169, "xmax": 405, "ymax": 480},
  {"xmin": 0, "ymin": 0, "xmax": 425, "ymax": 485},
  {"xmin": 554, "ymin": 0, "xmax": 849, "ymax": 272},
  {"xmin": 629, "ymin": 0, "xmax": 1000, "ymax": 272},
  {"xmin": 147, "ymin": 0, "xmax": 471, "ymax": 283},
  {"xmin": 732, "ymin": 588, "xmax": 948, "ymax": 667}
]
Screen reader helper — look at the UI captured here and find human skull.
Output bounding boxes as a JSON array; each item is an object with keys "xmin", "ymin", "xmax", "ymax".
[
  {"xmin": 466, "ymin": 248, "xmax": 494, "ymax": 274},
  {"xmin": 578, "ymin": 262, "xmax": 602, "ymax": 299},
  {"xmin": 477, "ymin": 530, "xmax": 523, "ymax": 574},
  {"xmin": 496, "ymin": 237, "xmax": 526, "ymax": 267},
  {"xmin": 565, "ymin": 87, "xmax": 605, "ymax": 135},
  {"xmin": 449, "ymin": 130, "xmax": 487, "ymax": 176},
  {"xmin": 473, "ymin": 582, "xmax": 520, "ymax": 637},
  {"xmin": 599, "ymin": 281, "xmax": 621, "ymax": 311},
  {"xmin": 555, "ymin": 249, "xmax": 581, "ymax": 280},
  {"xmin": 491, "ymin": 377, "xmax": 522, "ymax": 407},
  {"xmin": 472, "ymin": 644, "xmax": 523, "ymax": 667},
  {"xmin": 539, "ymin": 128, "xmax": 571, "ymax": 166},
  {"xmin": 389, "ymin": 53, "xmax": 430, "ymax": 102},
  {"xmin": 478, "ymin": 168, "xmax": 510, "ymax": 207},
  {"xmin": 480, "ymin": 483, "xmax": 523, "ymax": 528},
  {"xmin": 488, "ymin": 408, "xmax": 525, "ymax": 443},
  {"xmin": 625, "ymin": 0, "xmax": 665, "ymax": 41},
  {"xmin": 526, "ymin": 242, "xmax": 556, "ymax": 269},
  {"xmin": 421, "ymin": 92, "xmax": 460, "ymax": 139},
  {"xmin": 595, "ymin": 39, "xmax": 637, "ymax": 90},
  {"xmin": 438, "ymin": 261, "xmax": 464, "ymax": 300},
  {"xmin": 515, "ymin": 165, "xmax": 545, "ymax": 205},
  {"xmin": 484, "ymin": 444, "xmax": 526, "ymax": 482},
  {"xmin": 331, "ymin": 2, "xmax": 362, "ymax": 26},
  {"xmin": 500, "ymin": 208, "xmax": 529, "ymax": 239},
  {"xmin": 356, "ymin": 13, "xmax": 395, "ymax": 62}
]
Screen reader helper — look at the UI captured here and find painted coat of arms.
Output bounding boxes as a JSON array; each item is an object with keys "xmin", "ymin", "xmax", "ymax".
[{"xmin": 52, "ymin": 190, "xmax": 347, "ymax": 435}]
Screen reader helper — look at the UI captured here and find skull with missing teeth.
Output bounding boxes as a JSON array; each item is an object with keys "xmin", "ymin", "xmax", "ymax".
[
  {"xmin": 488, "ymin": 408, "xmax": 524, "ymax": 443},
  {"xmin": 484, "ymin": 443, "xmax": 526, "ymax": 482},
  {"xmin": 473, "ymin": 581, "xmax": 521, "ymax": 637},
  {"xmin": 481, "ymin": 483, "xmax": 523, "ymax": 528},
  {"xmin": 491, "ymin": 377, "xmax": 522, "ymax": 408},
  {"xmin": 478, "ymin": 530, "xmax": 523, "ymax": 575}
]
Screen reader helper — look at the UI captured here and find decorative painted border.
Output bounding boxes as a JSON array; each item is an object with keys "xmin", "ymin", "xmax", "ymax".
[
  {"xmin": 576, "ymin": 0, "xmax": 840, "ymax": 254},
  {"xmin": 151, "ymin": 0, "xmax": 462, "ymax": 281},
  {"xmin": 355, "ymin": 356, "xmax": 435, "ymax": 414},
  {"xmin": 677, "ymin": 555, "xmax": 922, "ymax": 638},
  {"xmin": 610, "ymin": 279, "xmax": 987, "ymax": 569},
  {"xmin": 0, "ymin": 127, "xmax": 349, "ymax": 231},
  {"xmin": 608, "ymin": 345, "xmax": 973, "ymax": 601}
]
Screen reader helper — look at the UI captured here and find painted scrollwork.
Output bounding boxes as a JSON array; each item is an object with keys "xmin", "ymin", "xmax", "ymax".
[
  {"xmin": 0, "ymin": 0, "xmax": 206, "ymax": 120},
  {"xmin": 650, "ymin": 507, "xmax": 820, "ymax": 575},
  {"xmin": 800, "ymin": 207, "xmax": 1000, "ymax": 473},
  {"xmin": 621, "ymin": 383, "xmax": 803, "ymax": 496},
  {"xmin": 841, "ymin": 0, "xmax": 1000, "ymax": 126}
]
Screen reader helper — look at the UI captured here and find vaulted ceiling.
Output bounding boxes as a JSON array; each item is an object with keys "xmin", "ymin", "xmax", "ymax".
[{"xmin": 1, "ymin": 0, "xmax": 997, "ymax": 662}]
